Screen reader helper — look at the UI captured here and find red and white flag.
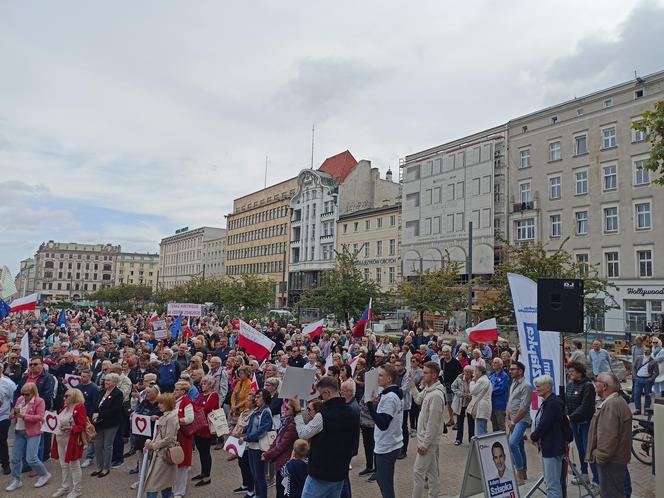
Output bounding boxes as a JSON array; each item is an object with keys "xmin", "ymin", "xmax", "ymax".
[
  {"xmin": 349, "ymin": 355, "xmax": 360, "ymax": 375},
  {"xmin": 238, "ymin": 320, "xmax": 275, "ymax": 361},
  {"xmin": 148, "ymin": 311, "xmax": 159, "ymax": 325},
  {"xmin": 466, "ymin": 318, "xmax": 499, "ymax": 343},
  {"xmin": 9, "ymin": 293, "xmax": 38, "ymax": 314},
  {"xmin": 302, "ymin": 319, "xmax": 325, "ymax": 340},
  {"xmin": 250, "ymin": 372, "xmax": 259, "ymax": 392}
]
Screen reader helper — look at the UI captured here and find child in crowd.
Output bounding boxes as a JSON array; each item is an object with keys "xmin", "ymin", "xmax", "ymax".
[{"xmin": 281, "ymin": 438, "xmax": 309, "ymax": 498}]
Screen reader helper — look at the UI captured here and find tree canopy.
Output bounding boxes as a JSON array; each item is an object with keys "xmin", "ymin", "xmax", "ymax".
[
  {"xmin": 632, "ymin": 98, "xmax": 664, "ymax": 185},
  {"xmin": 86, "ymin": 284, "xmax": 153, "ymax": 303}
]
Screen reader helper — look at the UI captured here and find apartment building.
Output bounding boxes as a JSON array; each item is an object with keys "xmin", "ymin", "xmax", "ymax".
[
  {"xmin": 15, "ymin": 258, "xmax": 37, "ymax": 298},
  {"xmin": 0, "ymin": 265, "xmax": 17, "ymax": 300},
  {"xmin": 400, "ymin": 126, "xmax": 507, "ymax": 279},
  {"xmin": 202, "ymin": 236, "xmax": 226, "ymax": 279},
  {"xmin": 34, "ymin": 241, "xmax": 121, "ymax": 300},
  {"xmin": 508, "ymin": 70, "xmax": 664, "ymax": 332},
  {"xmin": 115, "ymin": 252, "xmax": 160, "ymax": 290},
  {"xmin": 159, "ymin": 226, "xmax": 226, "ymax": 289},
  {"xmin": 225, "ymin": 178, "xmax": 297, "ymax": 308}
]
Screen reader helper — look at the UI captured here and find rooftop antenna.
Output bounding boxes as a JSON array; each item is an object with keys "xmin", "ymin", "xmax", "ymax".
[
  {"xmin": 310, "ymin": 124, "xmax": 315, "ymax": 169},
  {"xmin": 264, "ymin": 156, "xmax": 268, "ymax": 188}
]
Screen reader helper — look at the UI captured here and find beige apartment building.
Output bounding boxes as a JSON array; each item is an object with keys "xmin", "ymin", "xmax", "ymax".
[
  {"xmin": 115, "ymin": 252, "xmax": 160, "ymax": 290},
  {"xmin": 34, "ymin": 241, "xmax": 120, "ymax": 300},
  {"xmin": 337, "ymin": 204, "xmax": 401, "ymax": 292},
  {"xmin": 202, "ymin": 236, "xmax": 226, "ymax": 278},
  {"xmin": 508, "ymin": 70, "xmax": 664, "ymax": 333},
  {"xmin": 159, "ymin": 226, "xmax": 226, "ymax": 289},
  {"xmin": 225, "ymin": 178, "xmax": 298, "ymax": 308}
]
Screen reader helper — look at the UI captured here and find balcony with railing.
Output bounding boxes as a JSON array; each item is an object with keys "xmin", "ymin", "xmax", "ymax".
[
  {"xmin": 320, "ymin": 233, "xmax": 334, "ymax": 241},
  {"xmin": 320, "ymin": 210, "xmax": 335, "ymax": 220}
]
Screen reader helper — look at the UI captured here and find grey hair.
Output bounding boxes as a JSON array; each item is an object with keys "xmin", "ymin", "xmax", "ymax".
[
  {"xmin": 202, "ymin": 375, "xmax": 216, "ymax": 386},
  {"xmin": 597, "ymin": 372, "xmax": 619, "ymax": 392},
  {"xmin": 492, "ymin": 358, "xmax": 503, "ymax": 367},
  {"xmin": 341, "ymin": 379, "xmax": 356, "ymax": 397},
  {"xmin": 265, "ymin": 377, "xmax": 281, "ymax": 391},
  {"xmin": 441, "ymin": 345, "xmax": 451, "ymax": 353},
  {"xmin": 104, "ymin": 373, "xmax": 119, "ymax": 385},
  {"xmin": 534, "ymin": 374, "xmax": 554, "ymax": 389}
]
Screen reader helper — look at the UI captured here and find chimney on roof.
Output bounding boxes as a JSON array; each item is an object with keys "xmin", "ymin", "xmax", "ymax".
[{"xmin": 386, "ymin": 169, "xmax": 393, "ymax": 182}]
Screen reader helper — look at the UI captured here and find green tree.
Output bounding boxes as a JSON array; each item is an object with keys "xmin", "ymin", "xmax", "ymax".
[
  {"xmin": 219, "ymin": 274, "xmax": 275, "ymax": 313},
  {"xmin": 86, "ymin": 284, "xmax": 153, "ymax": 303},
  {"xmin": 396, "ymin": 255, "xmax": 468, "ymax": 326},
  {"xmin": 481, "ymin": 238, "xmax": 618, "ymax": 326},
  {"xmin": 297, "ymin": 247, "xmax": 381, "ymax": 327},
  {"xmin": 632, "ymin": 98, "xmax": 664, "ymax": 185}
]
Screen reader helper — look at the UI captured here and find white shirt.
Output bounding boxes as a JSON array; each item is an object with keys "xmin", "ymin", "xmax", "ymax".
[
  {"xmin": 0, "ymin": 377, "xmax": 17, "ymax": 421},
  {"xmin": 373, "ymin": 389, "xmax": 403, "ymax": 454},
  {"xmin": 637, "ymin": 357, "xmax": 651, "ymax": 378}
]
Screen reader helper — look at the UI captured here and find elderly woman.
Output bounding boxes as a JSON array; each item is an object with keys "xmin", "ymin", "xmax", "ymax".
[
  {"xmin": 6, "ymin": 382, "xmax": 50, "ymax": 491},
  {"xmin": 129, "ymin": 385, "xmax": 162, "ymax": 476},
  {"xmin": 263, "ymin": 399, "xmax": 299, "ymax": 498},
  {"xmin": 231, "ymin": 366, "xmax": 253, "ymax": 421},
  {"xmin": 173, "ymin": 380, "xmax": 195, "ymax": 498},
  {"xmin": 470, "ymin": 349, "xmax": 486, "ymax": 368},
  {"xmin": 530, "ymin": 374, "xmax": 566, "ymax": 498},
  {"xmin": 51, "ymin": 388, "xmax": 88, "ymax": 498},
  {"xmin": 143, "ymin": 393, "xmax": 179, "ymax": 498},
  {"xmin": 452, "ymin": 365, "xmax": 475, "ymax": 445},
  {"xmin": 91, "ymin": 372, "xmax": 123, "ymax": 478},
  {"xmin": 192, "ymin": 376, "xmax": 220, "ymax": 487},
  {"xmin": 467, "ymin": 365, "xmax": 492, "ymax": 436},
  {"xmin": 242, "ymin": 388, "xmax": 273, "ymax": 498},
  {"xmin": 230, "ymin": 392, "xmax": 257, "ymax": 495}
]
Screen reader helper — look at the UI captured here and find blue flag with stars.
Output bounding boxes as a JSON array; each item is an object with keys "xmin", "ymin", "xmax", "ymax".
[{"xmin": 0, "ymin": 299, "xmax": 10, "ymax": 320}]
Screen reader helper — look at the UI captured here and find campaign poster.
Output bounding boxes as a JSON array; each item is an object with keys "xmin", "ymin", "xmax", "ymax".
[
  {"xmin": 152, "ymin": 319, "xmax": 168, "ymax": 340},
  {"xmin": 477, "ymin": 433, "xmax": 519, "ymax": 498},
  {"xmin": 167, "ymin": 303, "xmax": 202, "ymax": 317}
]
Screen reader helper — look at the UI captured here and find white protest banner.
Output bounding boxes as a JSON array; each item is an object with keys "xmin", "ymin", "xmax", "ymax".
[
  {"xmin": 42, "ymin": 410, "xmax": 60, "ymax": 434},
  {"xmin": 152, "ymin": 320, "xmax": 168, "ymax": 340},
  {"xmin": 224, "ymin": 435, "xmax": 246, "ymax": 458},
  {"xmin": 131, "ymin": 413, "xmax": 153, "ymax": 437},
  {"xmin": 207, "ymin": 409, "xmax": 230, "ymax": 436},
  {"xmin": 64, "ymin": 373, "xmax": 82, "ymax": 389},
  {"xmin": 363, "ymin": 368, "xmax": 379, "ymax": 403},
  {"xmin": 167, "ymin": 303, "xmax": 202, "ymax": 317},
  {"xmin": 405, "ymin": 351, "xmax": 413, "ymax": 373},
  {"xmin": 280, "ymin": 367, "xmax": 316, "ymax": 400}
]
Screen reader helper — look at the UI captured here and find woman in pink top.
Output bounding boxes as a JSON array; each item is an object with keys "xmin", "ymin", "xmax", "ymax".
[{"xmin": 6, "ymin": 382, "xmax": 51, "ymax": 492}]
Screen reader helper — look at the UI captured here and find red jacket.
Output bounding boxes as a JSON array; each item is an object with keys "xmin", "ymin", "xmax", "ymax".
[
  {"xmin": 194, "ymin": 392, "xmax": 220, "ymax": 439},
  {"xmin": 262, "ymin": 417, "xmax": 298, "ymax": 471},
  {"xmin": 51, "ymin": 403, "xmax": 88, "ymax": 462}
]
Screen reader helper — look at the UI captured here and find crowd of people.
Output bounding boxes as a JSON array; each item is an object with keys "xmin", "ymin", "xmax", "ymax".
[{"xmin": 0, "ymin": 307, "xmax": 660, "ymax": 498}]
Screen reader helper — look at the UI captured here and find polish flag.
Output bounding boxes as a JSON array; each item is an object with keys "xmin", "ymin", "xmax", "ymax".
[
  {"xmin": 465, "ymin": 318, "xmax": 499, "ymax": 343},
  {"xmin": 238, "ymin": 320, "xmax": 275, "ymax": 361},
  {"xmin": 148, "ymin": 311, "xmax": 159, "ymax": 325},
  {"xmin": 349, "ymin": 355, "xmax": 360, "ymax": 376},
  {"xmin": 250, "ymin": 372, "xmax": 259, "ymax": 392},
  {"xmin": 302, "ymin": 319, "xmax": 325, "ymax": 340},
  {"xmin": 9, "ymin": 293, "xmax": 38, "ymax": 314}
]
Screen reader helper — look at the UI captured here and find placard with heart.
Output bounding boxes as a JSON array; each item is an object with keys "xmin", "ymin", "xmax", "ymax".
[
  {"xmin": 223, "ymin": 435, "xmax": 245, "ymax": 458},
  {"xmin": 65, "ymin": 373, "xmax": 82, "ymax": 388},
  {"xmin": 41, "ymin": 411, "xmax": 60, "ymax": 434},
  {"xmin": 132, "ymin": 413, "xmax": 152, "ymax": 437}
]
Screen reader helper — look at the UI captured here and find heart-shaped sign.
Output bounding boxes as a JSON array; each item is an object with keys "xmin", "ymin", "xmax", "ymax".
[
  {"xmin": 226, "ymin": 443, "xmax": 239, "ymax": 457},
  {"xmin": 135, "ymin": 416, "xmax": 148, "ymax": 434},
  {"xmin": 65, "ymin": 374, "xmax": 81, "ymax": 388},
  {"xmin": 45, "ymin": 414, "xmax": 58, "ymax": 432}
]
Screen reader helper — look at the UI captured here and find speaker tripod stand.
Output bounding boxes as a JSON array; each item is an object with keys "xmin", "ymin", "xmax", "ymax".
[{"xmin": 522, "ymin": 455, "xmax": 596, "ymax": 498}]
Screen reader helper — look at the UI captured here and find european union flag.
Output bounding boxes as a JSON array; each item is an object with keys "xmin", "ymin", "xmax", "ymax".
[
  {"xmin": 57, "ymin": 309, "xmax": 66, "ymax": 328},
  {"xmin": 171, "ymin": 314, "xmax": 182, "ymax": 339},
  {"xmin": 0, "ymin": 299, "xmax": 10, "ymax": 320}
]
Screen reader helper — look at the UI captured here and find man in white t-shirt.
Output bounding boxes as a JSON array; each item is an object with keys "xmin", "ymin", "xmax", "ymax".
[
  {"xmin": 367, "ymin": 364, "xmax": 403, "ymax": 498},
  {"xmin": 0, "ymin": 370, "xmax": 17, "ymax": 475}
]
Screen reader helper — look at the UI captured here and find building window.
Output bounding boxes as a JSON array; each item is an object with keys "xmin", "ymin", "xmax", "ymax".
[
  {"xmin": 446, "ymin": 214, "xmax": 454, "ymax": 233},
  {"xmin": 549, "ymin": 176, "xmax": 561, "ymax": 200},
  {"xmin": 637, "ymin": 250, "xmax": 653, "ymax": 277},
  {"xmin": 603, "ymin": 207, "xmax": 618, "ymax": 233},
  {"xmin": 375, "ymin": 268, "xmax": 382, "ymax": 283},
  {"xmin": 343, "ymin": 224, "xmax": 347, "ymax": 234},
  {"xmin": 603, "ymin": 164, "xmax": 617, "ymax": 191},
  {"xmin": 575, "ymin": 170, "xmax": 588, "ymax": 195},
  {"xmin": 575, "ymin": 211, "xmax": 588, "ymax": 235},
  {"xmin": 634, "ymin": 159, "xmax": 650, "ymax": 186},
  {"xmin": 604, "ymin": 98, "xmax": 613, "ymax": 108},
  {"xmin": 550, "ymin": 214, "xmax": 561, "ymax": 237},
  {"xmin": 376, "ymin": 240, "xmax": 383, "ymax": 257},
  {"xmin": 364, "ymin": 243, "xmax": 370, "ymax": 257},
  {"xmin": 635, "ymin": 202, "xmax": 651, "ymax": 230},
  {"xmin": 376, "ymin": 217, "xmax": 383, "ymax": 229},
  {"xmin": 574, "ymin": 135, "xmax": 588, "ymax": 155},
  {"xmin": 389, "ymin": 239, "xmax": 396, "ymax": 256},
  {"xmin": 576, "ymin": 253, "xmax": 589, "ymax": 276},
  {"xmin": 519, "ymin": 149, "xmax": 530, "ymax": 168},
  {"xmin": 389, "ymin": 215, "xmax": 396, "ymax": 226},
  {"xmin": 605, "ymin": 252, "xmax": 620, "ymax": 278},
  {"xmin": 632, "ymin": 121, "xmax": 645, "ymax": 142},
  {"xmin": 635, "ymin": 89, "xmax": 644, "ymax": 99},
  {"xmin": 365, "ymin": 220, "xmax": 370, "ymax": 231},
  {"xmin": 549, "ymin": 141, "xmax": 561, "ymax": 161},
  {"xmin": 388, "ymin": 267, "xmax": 395, "ymax": 284},
  {"xmin": 602, "ymin": 127, "xmax": 617, "ymax": 149},
  {"xmin": 353, "ymin": 222, "xmax": 359, "ymax": 232},
  {"xmin": 364, "ymin": 268, "xmax": 370, "ymax": 281},
  {"xmin": 516, "ymin": 219, "xmax": 535, "ymax": 241},
  {"xmin": 353, "ymin": 243, "xmax": 359, "ymax": 256},
  {"xmin": 519, "ymin": 182, "xmax": 531, "ymax": 203}
]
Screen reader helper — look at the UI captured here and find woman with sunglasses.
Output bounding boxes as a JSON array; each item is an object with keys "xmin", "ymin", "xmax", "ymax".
[{"xmin": 51, "ymin": 388, "xmax": 88, "ymax": 498}]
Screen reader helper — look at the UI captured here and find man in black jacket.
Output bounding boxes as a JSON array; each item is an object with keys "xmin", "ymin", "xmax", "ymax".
[
  {"xmin": 294, "ymin": 376, "xmax": 360, "ymax": 496},
  {"xmin": 565, "ymin": 360, "xmax": 598, "ymax": 488}
]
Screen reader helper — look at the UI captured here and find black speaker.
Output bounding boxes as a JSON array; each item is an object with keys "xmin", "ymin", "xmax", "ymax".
[{"xmin": 537, "ymin": 278, "xmax": 584, "ymax": 334}]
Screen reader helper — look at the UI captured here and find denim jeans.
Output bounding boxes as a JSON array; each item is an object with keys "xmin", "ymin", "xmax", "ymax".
[
  {"xmin": 570, "ymin": 421, "xmax": 598, "ymax": 483},
  {"xmin": 11, "ymin": 430, "xmax": 48, "ymax": 481},
  {"xmin": 302, "ymin": 476, "xmax": 344, "ymax": 498},
  {"xmin": 374, "ymin": 448, "xmax": 400, "ymax": 498},
  {"xmin": 474, "ymin": 418, "xmax": 488, "ymax": 436},
  {"xmin": 339, "ymin": 478, "xmax": 352, "ymax": 498},
  {"xmin": 508, "ymin": 420, "xmax": 529, "ymax": 471},
  {"xmin": 633, "ymin": 378, "xmax": 652, "ymax": 412},
  {"xmin": 542, "ymin": 455, "xmax": 563, "ymax": 498},
  {"xmin": 247, "ymin": 449, "xmax": 266, "ymax": 498},
  {"xmin": 146, "ymin": 487, "xmax": 172, "ymax": 498}
]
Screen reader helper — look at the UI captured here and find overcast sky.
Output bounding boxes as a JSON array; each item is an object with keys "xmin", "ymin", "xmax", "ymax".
[{"xmin": 2, "ymin": 0, "xmax": 664, "ymax": 275}]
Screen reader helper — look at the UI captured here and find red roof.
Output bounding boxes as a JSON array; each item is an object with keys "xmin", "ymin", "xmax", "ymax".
[{"xmin": 318, "ymin": 150, "xmax": 357, "ymax": 184}]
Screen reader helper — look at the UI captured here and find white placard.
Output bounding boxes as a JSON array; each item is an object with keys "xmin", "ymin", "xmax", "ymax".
[
  {"xmin": 280, "ymin": 367, "xmax": 316, "ymax": 400},
  {"xmin": 363, "ymin": 368, "xmax": 379, "ymax": 403},
  {"xmin": 405, "ymin": 351, "xmax": 413, "ymax": 373},
  {"xmin": 224, "ymin": 435, "xmax": 246, "ymax": 458},
  {"xmin": 41, "ymin": 410, "xmax": 60, "ymax": 433},
  {"xmin": 167, "ymin": 303, "xmax": 202, "ymax": 317},
  {"xmin": 131, "ymin": 413, "xmax": 153, "ymax": 437},
  {"xmin": 207, "ymin": 409, "xmax": 229, "ymax": 436},
  {"xmin": 65, "ymin": 373, "xmax": 82, "ymax": 388},
  {"xmin": 153, "ymin": 319, "xmax": 168, "ymax": 340}
]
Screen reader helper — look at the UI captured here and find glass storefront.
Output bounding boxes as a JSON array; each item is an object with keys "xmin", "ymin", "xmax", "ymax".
[{"xmin": 624, "ymin": 299, "xmax": 663, "ymax": 332}]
